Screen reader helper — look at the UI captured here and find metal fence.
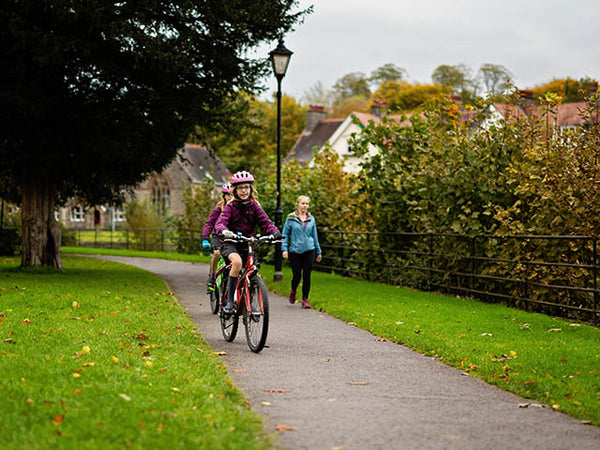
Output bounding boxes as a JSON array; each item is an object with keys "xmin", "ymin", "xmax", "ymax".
[
  {"xmin": 63, "ymin": 228, "xmax": 202, "ymax": 253},
  {"xmin": 318, "ymin": 231, "xmax": 599, "ymax": 324},
  {"xmin": 63, "ymin": 227, "xmax": 599, "ymax": 324}
]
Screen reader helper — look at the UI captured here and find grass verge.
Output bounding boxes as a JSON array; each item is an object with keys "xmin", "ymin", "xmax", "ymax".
[
  {"xmin": 58, "ymin": 247, "xmax": 600, "ymax": 426},
  {"xmin": 260, "ymin": 265, "xmax": 600, "ymax": 426},
  {"xmin": 0, "ymin": 255, "xmax": 269, "ymax": 449}
]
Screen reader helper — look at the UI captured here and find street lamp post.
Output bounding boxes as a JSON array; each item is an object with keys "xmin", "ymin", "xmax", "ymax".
[{"xmin": 269, "ymin": 39, "xmax": 293, "ymax": 282}]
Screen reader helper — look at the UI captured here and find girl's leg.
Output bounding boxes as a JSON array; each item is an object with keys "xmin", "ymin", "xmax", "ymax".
[
  {"xmin": 301, "ymin": 250, "xmax": 316, "ymax": 301},
  {"xmin": 210, "ymin": 250, "xmax": 221, "ymax": 274},
  {"xmin": 288, "ymin": 252, "xmax": 302, "ymax": 293},
  {"xmin": 224, "ymin": 252, "xmax": 242, "ymax": 313}
]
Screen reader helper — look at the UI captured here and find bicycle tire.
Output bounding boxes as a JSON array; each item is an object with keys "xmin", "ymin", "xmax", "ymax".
[
  {"xmin": 219, "ymin": 273, "xmax": 238, "ymax": 342},
  {"xmin": 209, "ymin": 279, "xmax": 219, "ymax": 314},
  {"xmin": 244, "ymin": 275, "xmax": 269, "ymax": 353}
]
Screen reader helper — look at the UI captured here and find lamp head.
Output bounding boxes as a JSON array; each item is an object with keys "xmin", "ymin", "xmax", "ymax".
[{"xmin": 269, "ymin": 39, "xmax": 293, "ymax": 79}]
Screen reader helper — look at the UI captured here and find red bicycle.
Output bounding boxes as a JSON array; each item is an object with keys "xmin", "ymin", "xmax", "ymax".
[{"xmin": 217, "ymin": 234, "xmax": 280, "ymax": 353}]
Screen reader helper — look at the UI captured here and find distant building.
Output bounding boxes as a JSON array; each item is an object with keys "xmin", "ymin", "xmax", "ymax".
[
  {"xmin": 59, "ymin": 143, "xmax": 230, "ymax": 230},
  {"xmin": 287, "ymin": 98, "xmax": 597, "ymax": 173},
  {"xmin": 286, "ymin": 104, "xmax": 408, "ymax": 173}
]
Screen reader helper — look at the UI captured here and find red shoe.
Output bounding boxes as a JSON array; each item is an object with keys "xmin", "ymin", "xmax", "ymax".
[
  {"xmin": 302, "ymin": 299, "xmax": 311, "ymax": 309},
  {"xmin": 289, "ymin": 290, "xmax": 296, "ymax": 304}
]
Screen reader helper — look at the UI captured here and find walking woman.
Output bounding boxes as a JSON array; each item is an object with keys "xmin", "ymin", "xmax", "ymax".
[{"xmin": 282, "ymin": 195, "xmax": 322, "ymax": 309}]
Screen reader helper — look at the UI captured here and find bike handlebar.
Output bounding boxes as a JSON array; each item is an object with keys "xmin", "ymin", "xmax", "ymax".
[{"xmin": 220, "ymin": 233, "xmax": 282, "ymax": 245}]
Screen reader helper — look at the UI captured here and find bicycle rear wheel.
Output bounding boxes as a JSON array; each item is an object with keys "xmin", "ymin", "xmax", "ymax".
[
  {"xmin": 219, "ymin": 274, "xmax": 238, "ymax": 342},
  {"xmin": 244, "ymin": 276, "xmax": 269, "ymax": 353},
  {"xmin": 209, "ymin": 276, "xmax": 220, "ymax": 314}
]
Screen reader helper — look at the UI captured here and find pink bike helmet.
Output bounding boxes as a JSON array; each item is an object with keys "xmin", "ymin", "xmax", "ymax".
[
  {"xmin": 221, "ymin": 182, "xmax": 232, "ymax": 193},
  {"xmin": 230, "ymin": 170, "xmax": 255, "ymax": 186}
]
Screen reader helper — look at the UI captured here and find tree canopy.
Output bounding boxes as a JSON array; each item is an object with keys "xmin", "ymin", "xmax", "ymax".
[{"xmin": 0, "ymin": 0, "xmax": 308, "ymax": 267}]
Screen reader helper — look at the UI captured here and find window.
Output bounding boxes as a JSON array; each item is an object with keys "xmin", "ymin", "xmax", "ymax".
[
  {"xmin": 70, "ymin": 206, "xmax": 85, "ymax": 222},
  {"xmin": 150, "ymin": 174, "xmax": 171, "ymax": 213},
  {"xmin": 113, "ymin": 208, "xmax": 125, "ymax": 222}
]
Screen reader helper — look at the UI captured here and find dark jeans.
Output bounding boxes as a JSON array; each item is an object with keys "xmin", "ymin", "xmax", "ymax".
[{"xmin": 289, "ymin": 249, "xmax": 316, "ymax": 300}]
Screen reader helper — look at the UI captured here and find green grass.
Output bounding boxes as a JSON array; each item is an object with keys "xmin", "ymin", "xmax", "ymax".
[
  {"xmin": 0, "ymin": 255, "xmax": 269, "ymax": 449},
  {"xmin": 62, "ymin": 246, "xmax": 211, "ymax": 264},
  {"xmin": 7, "ymin": 244, "xmax": 600, "ymax": 448},
  {"xmin": 260, "ymin": 265, "xmax": 600, "ymax": 426}
]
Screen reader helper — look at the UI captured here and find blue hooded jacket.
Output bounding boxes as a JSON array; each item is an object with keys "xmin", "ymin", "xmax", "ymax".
[{"xmin": 282, "ymin": 212, "xmax": 322, "ymax": 255}]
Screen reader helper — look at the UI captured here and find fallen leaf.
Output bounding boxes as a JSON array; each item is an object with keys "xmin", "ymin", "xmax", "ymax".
[
  {"xmin": 480, "ymin": 333, "xmax": 493, "ymax": 337},
  {"xmin": 518, "ymin": 403, "xmax": 530, "ymax": 408},
  {"xmin": 346, "ymin": 382, "xmax": 369, "ymax": 386},
  {"xmin": 4, "ymin": 338, "xmax": 15, "ymax": 344},
  {"xmin": 119, "ymin": 393, "xmax": 131, "ymax": 402},
  {"xmin": 52, "ymin": 414, "xmax": 64, "ymax": 426},
  {"xmin": 263, "ymin": 389, "xmax": 291, "ymax": 393},
  {"xmin": 275, "ymin": 424, "xmax": 295, "ymax": 432},
  {"xmin": 548, "ymin": 328, "xmax": 562, "ymax": 333},
  {"xmin": 375, "ymin": 338, "xmax": 388, "ymax": 342},
  {"xmin": 212, "ymin": 351, "xmax": 227, "ymax": 356}
]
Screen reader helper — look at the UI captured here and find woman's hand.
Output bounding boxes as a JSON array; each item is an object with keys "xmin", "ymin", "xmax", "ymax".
[
  {"xmin": 282, "ymin": 251, "xmax": 288, "ymax": 259},
  {"xmin": 316, "ymin": 254, "xmax": 322, "ymax": 262}
]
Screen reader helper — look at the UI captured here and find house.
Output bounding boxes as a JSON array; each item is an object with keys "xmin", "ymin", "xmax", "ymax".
[
  {"xmin": 289, "ymin": 96, "xmax": 597, "ymax": 174},
  {"xmin": 486, "ymin": 91, "xmax": 597, "ymax": 130},
  {"xmin": 59, "ymin": 143, "xmax": 230, "ymax": 230},
  {"xmin": 286, "ymin": 104, "xmax": 408, "ymax": 173}
]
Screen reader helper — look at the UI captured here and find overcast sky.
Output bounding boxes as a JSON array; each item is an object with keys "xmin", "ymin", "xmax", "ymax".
[{"xmin": 258, "ymin": 0, "xmax": 599, "ymax": 101}]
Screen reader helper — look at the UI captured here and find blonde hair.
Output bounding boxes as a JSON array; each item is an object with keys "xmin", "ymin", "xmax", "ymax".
[{"xmin": 296, "ymin": 195, "xmax": 310, "ymax": 207}]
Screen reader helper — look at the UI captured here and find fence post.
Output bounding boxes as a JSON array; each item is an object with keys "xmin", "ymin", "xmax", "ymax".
[
  {"xmin": 594, "ymin": 237, "xmax": 598, "ymax": 319},
  {"xmin": 470, "ymin": 236, "xmax": 476, "ymax": 292},
  {"xmin": 339, "ymin": 232, "xmax": 344, "ymax": 276}
]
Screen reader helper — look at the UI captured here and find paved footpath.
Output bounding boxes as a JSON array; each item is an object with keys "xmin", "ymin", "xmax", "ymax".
[{"xmin": 94, "ymin": 256, "xmax": 600, "ymax": 450}]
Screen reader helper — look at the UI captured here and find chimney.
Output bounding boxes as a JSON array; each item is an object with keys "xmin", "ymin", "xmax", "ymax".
[
  {"xmin": 516, "ymin": 90, "xmax": 535, "ymax": 104},
  {"xmin": 370, "ymin": 99, "xmax": 389, "ymax": 119},
  {"xmin": 305, "ymin": 105, "xmax": 326, "ymax": 132},
  {"xmin": 451, "ymin": 94, "xmax": 462, "ymax": 103}
]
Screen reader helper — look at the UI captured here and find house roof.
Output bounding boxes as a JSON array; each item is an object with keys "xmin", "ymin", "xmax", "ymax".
[
  {"xmin": 178, "ymin": 143, "xmax": 231, "ymax": 185},
  {"xmin": 285, "ymin": 118, "xmax": 344, "ymax": 164},
  {"xmin": 492, "ymin": 101, "xmax": 595, "ymax": 127}
]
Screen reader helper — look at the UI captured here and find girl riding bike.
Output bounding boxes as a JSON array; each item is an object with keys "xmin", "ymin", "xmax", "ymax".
[
  {"xmin": 214, "ymin": 171, "xmax": 281, "ymax": 314},
  {"xmin": 201, "ymin": 182, "xmax": 233, "ymax": 291}
]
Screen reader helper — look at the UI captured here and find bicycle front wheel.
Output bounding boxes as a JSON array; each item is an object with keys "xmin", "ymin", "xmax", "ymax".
[{"xmin": 244, "ymin": 276, "xmax": 269, "ymax": 353}]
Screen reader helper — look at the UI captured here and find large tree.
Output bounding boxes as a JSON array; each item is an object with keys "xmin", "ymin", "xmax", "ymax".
[{"xmin": 0, "ymin": 0, "xmax": 307, "ymax": 268}]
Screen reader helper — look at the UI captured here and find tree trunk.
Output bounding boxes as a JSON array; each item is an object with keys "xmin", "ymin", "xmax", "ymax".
[{"xmin": 20, "ymin": 174, "xmax": 63, "ymax": 269}]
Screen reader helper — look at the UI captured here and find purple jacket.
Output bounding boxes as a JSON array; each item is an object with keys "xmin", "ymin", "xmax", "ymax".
[
  {"xmin": 215, "ymin": 199, "xmax": 278, "ymax": 237},
  {"xmin": 202, "ymin": 203, "xmax": 224, "ymax": 240}
]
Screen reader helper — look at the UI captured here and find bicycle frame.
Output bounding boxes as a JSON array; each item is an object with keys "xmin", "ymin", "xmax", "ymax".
[
  {"xmin": 217, "ymin": 234, "xmax": 280, "ymax": 353},
  {"xmin": 222, "ymin": 236, "xmax": 263, "ymax": 315}
]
